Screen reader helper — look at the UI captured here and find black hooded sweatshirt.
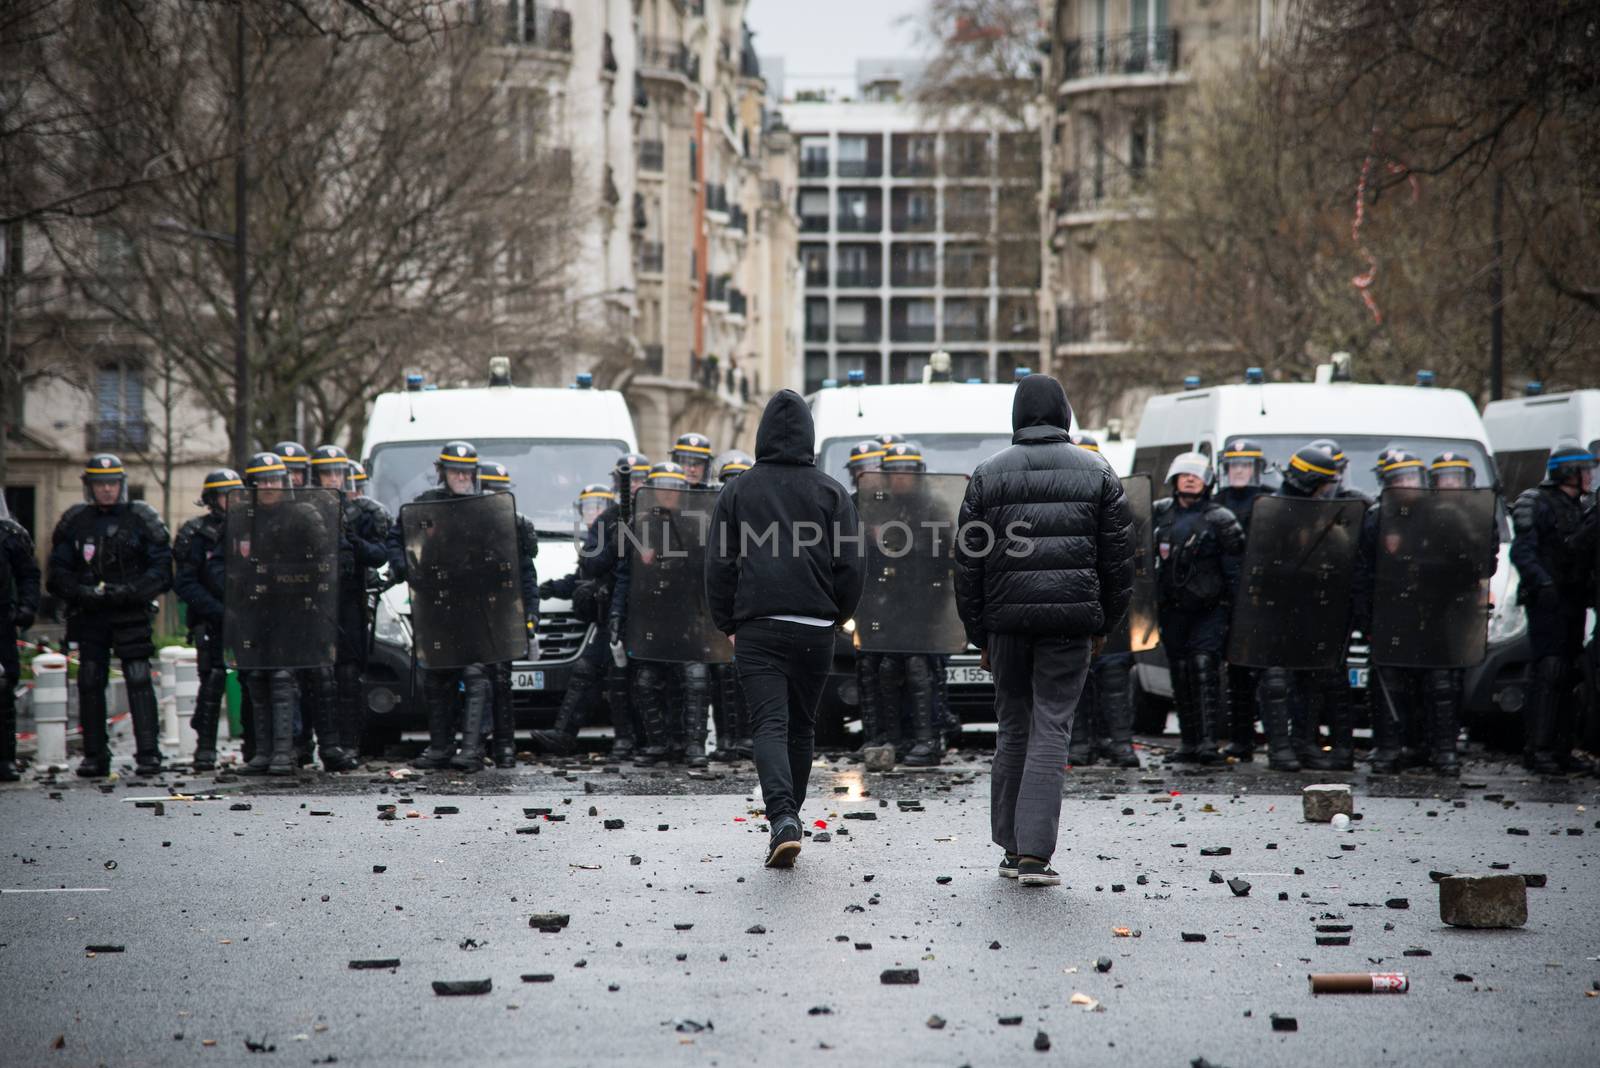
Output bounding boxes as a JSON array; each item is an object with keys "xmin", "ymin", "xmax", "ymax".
[
  {"xmin": 954, "ymin": 374, "xmax": 1133, "ymax": 647},
  {"xmin": 705, "ymin": 390, "xmax": 864, "ymax": 634}
]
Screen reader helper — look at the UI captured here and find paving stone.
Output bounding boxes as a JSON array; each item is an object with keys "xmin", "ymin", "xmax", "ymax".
[
  {"xmin": 1439, "ymin": 874, "xmax": 1527, "ymax": 928},
  {"xmin": 1302, "ymin": 784, "xmax": 1353, "ymax": 822}
]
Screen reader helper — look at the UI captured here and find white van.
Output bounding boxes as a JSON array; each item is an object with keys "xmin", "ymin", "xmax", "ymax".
[
  {"xmin": 358, "ymin": 366, "xmax": 637, "ymax": 749},
  {"xmin": 1482, "ymin": 388, "xmax": 1600, "ymax": 502},
  {"xmin": 1131, "ymin": 360, "xmax": 1530, "ymax": 731}
]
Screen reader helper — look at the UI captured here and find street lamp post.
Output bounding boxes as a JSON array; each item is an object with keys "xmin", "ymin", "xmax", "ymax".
[{"xmin": 231, "ymin": 1, "xmax": 251, "ymax": 466}]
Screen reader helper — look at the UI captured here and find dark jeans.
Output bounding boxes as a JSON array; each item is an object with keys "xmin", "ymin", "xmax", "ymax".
[
  {"xmin": 734, "ymin": 619, "xmax": 834, "ymax": 823},
  {"xmin": 988, "ymin": 632, "xmax": 1092, "ymax": 862}
]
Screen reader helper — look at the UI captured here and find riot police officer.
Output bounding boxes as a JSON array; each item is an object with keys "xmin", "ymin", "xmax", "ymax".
[
  {"xmin": 1513, "ymin": 440, "xmax": 1596, "ymax": 774},
  {"xmin": 875, "ymin": 442, "xmax": 942, "ymax": 767},
  {"xmin": 1215, "ymin": 438, "xmax": 1270, "ymax": 761},
  {"xmin": 1357, "ymin": 451, "xmax": 1428, "ymax": 773},
  {"xmin": 172, "ymin": 468, "xmax": 241, "ymax": 770},
  {"xmin": 386, "ymin": 441, "xmax": 497, "ymax": 771},
  {"xmin": 478, "ymin": 460, "xmax": 540, "ymax": 766},
  {"xmin": 349, "ymin": 461, "xmax": 371, "ymax": 497},
  {"xmin": 709, "ymin": 452, "xmax": 755, "ymax": 761},
  {"xmin": 1, "ymin": 494, "xmax": 41, "ymax": 781},
  {"xmin": 1152, "ymin": 452, "xmax": 1245, "ymax": 764},
  {"xmin": 842, "ymin": 441, "xmax": 887, "ymax": 750},
  {"xmin": 1307, "ymin": 438, "xmax": 1373, "ymax": 507},
  {"xmin": 47, "ymin": 455, "xmax": 172, "ymax": 777},
  {"xmin": 672, "ymin": 433, "xmax": 715, "ymax": 488},
  {"xmin": 274, "ymin": 441, "xmax": 310, "ymax": 488}
]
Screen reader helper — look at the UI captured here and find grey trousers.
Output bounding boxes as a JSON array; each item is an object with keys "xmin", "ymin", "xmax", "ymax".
[{"xmin": 989, "ymin": 632, "xmax": 1093, "ymax": 862}]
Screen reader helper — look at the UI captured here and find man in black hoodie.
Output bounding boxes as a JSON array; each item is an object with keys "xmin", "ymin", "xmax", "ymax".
[
  {"xmin": 706, "ymin": 391, "xmax": 864, "ymax": 869},
  {"xmin": 955, "ymin": 375, "xmax": 1133, "ymax": 887}
]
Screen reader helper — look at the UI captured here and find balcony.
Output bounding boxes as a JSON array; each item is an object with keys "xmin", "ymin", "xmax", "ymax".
[
  {"xmin": 639, "ymin": 36, "xmax": 700, "ymax": 80},
  {"xmin": 728, "ymin": 289, "xmax": 747, "ymax": 318},
  {"xmin": 836, "ymin": 213, "xmax": 882, "ymax": 234},
  {"xmin": 728, "ymin": 205, "xmax": 748, "ymax": 233},
  {"xmin": 805, "ymin": 320, "xmax": 831, "ymax": 342},
  {"xmin": 705, "ymin": 183, "xmax": 729, "ymax": 216},
  {"xmin": 837, "ymin": 158, "xmax": 883, "ymax": 178},
  {"xmin": 1060, "ymin": 29, "xmax": 1181, "ymax": 83},
  {"xmin": 799, "ymin": 156, "xmax": 830, "ymax": 178},
  {"xmin": 942, "ymin": 320, "xmax": 989, "ymax": 342},
  {"xmin": 86, "ymin": 419, "xmax": 149, "ymax": 452},
  {"xmin": 638, "ymin": 241, "xmax": 664, "ymax": 274},
  {"xmin": 639, "ymin": 139, "xmax": 664, "ymax": 172},
  {"xmin": 835, "ymin": 321, "xmax": 882, "ymax": 344},
  {"xmin": 891, "ymin": 266, "xmax": 936, "ymax": 287},
  {"xmin": 890, "ymin": 322, "xmax": 937, "ymax": 342},
  {"xmin": 892, "ymin": 156, "xmax": 936, "ymax": 178},
  {"xmin": 641, "ymin": 344, "xmax": 664, "ymax": 374},
  {"xmin": 834, "ymin": 269, "xmax": 882, "ymax": 288},
  {"xmin": 943, "ymin": 212, "xmax": 990, "ymax": 234},
  {"xmin": 502, "ymin": 4, "xmax": 572, "ymax": 52},
  {"xmin": 800, "ymin": 214, "xmax": 829, "ymax": 233}
]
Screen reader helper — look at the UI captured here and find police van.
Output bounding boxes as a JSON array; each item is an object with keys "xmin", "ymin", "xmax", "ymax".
[
  {"xmin": 807, "ymin": 369, "xmax": 1074, "ymax": 740},
  {"xmin": 357, "ymin": 362, "xmax": 637, "ymax": 750},
  {"xmin": 1482, "ymin": 387, "xmax": 1600, "ymax": 502},
  {"xmin": 1130, "ymin": 357, "xmax": 1530, "ymax": 733}
]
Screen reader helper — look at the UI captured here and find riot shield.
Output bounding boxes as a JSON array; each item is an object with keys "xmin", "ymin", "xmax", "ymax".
[
  {"xmin": 224, "ymin": 486, "xmax": 341, "ymax": 670},
  {"xmin": 854, "ymin": 471, "xmax": 968, "ymax": 654},
  {"xmin": 1103, "ymin": 474, "xmax": 1160, "ymax": 656},
  {"xmin": 1370, "ymin": 487, "xmax": 1496, "ymax": 668},
  {"xmin": 1226, "ymin": 496, "xmax": 1367, "ymax": 670},
  {"xmin": 624, "ymin": 486, "xmax": 731, "ymax": 664},
  {"xmin": 400, "ymin": 492, "xmax": 526, "ymax": 670}
]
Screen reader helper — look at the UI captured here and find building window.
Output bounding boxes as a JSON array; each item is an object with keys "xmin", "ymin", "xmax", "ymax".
[
  {"xmin": 93, "ymin": 359, "xmax": 148, "ymax": 451},
  {"xmin": 800, "ymin": 137, "xmax": 829, "ymax": 177}
]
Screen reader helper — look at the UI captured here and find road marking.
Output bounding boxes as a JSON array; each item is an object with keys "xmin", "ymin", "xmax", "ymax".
[{"xmin": 1, "ymin": 887, "xmax": 112, "ymax": 894}]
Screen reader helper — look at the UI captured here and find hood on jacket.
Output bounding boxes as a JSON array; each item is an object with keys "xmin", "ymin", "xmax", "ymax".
[
  {"xmin": 1012, "ymin": 374, "xmax": 1073, "ymax": 435},
  {"xmin": 754, "ymin": 389, "xmax": 815, "ymax": 465}
]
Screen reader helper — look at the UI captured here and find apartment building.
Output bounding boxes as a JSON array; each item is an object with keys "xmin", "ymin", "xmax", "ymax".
[
  {"xmin": 1042, "ymin": 0, "xmax": 1283, "ymax": 424},
  {"xmin": 781, "ymin": 65, "xmax": 1044, "ymax": 394}
]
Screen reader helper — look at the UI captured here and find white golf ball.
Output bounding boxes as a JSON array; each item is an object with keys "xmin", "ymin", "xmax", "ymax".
[{"xmin": 1330, "ymin": 813, "xmax": 1350, "ymax": 830}]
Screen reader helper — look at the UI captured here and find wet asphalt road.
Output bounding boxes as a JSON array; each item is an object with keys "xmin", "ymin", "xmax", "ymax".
[{"xmin": 2, "ymin": 747, "xmax": 1598, "ymax": 1067}]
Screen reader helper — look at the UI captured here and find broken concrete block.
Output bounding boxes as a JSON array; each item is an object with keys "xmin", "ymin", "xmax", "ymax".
[
  {"xmin": 528, "ymin": 913, "xmax": 571, "ymax": 929},
  {"xmin": 1302, "ymin": 784, "xmax": 1354, "ymax": 822},
  {"xmin": 1439, "ymin": 874, "xmax": 1527, "ymax": 928},
  {"xmin": 432, "ymin": 979, "xmax": 491, "ymax": 996},
  {"xmin": 880, "ymin": 968, "xmax": 920, "ymax": 985},
  {"xmin": 862, "ymin": 746, "xmax": 895, "ymax": 772}
]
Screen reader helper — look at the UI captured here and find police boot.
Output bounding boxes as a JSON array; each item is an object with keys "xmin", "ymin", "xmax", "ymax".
[
  {"xmin": 268, "ymin": 671, "xmax": 298, "ymax": 776},
  {"xmin": 190, "ymin": 666, "xmax": 227, "ymax": 771},
  {"xmin": 334, "ymin": 661, "xmax": 368, "ymax": 762},
  {"xmin": 879, "ymin": 655, "xmax": 913, "ymax": 762},
  {"xmin": 1258, "ymin": 668, "xmax": 1300, "ymax": 772},
  {"xmin": 1189, "ymin": 655, "xmax": 1224, "ymax": 764},
  {"xmin": 238, "ymin": 674, "xmax": 274, "ymax": 775},
  {"xmin": 125, "ymin": 658, "xmax": 163, "ymax": 777},
  {"xmin": 414, "ymin": 672, "xmax": 459, "ymax": 769},
  {"xmin": 1223, "ymin": 664, "xmax": 1256, "ymax": 762},
  {"xmin": 663, "ymin": 669, "xmax": 687, "ymax": 763},
  {"xmin": 74, "ymin": 659, "xmax": 112, "ymax": 777},
  {"xmin": 1526, "ymin": 656, "xmax": 1567, "ymax": 775},
  {"xmin": 309, "ymin": 667, "xmax": 358, "ymax": 772},
  {"xmin": 902, "ymin": 656, "xmax": 941, "ymax": 767},
  {"xmin": 449, "ymin": 667, "xmax": 489, "ymax": 771},
  {"xmin": 631, "ymin": 663, "xmax": 674, "ymax": 765},
  {"xmin": 1170, "ymin": 657, "xmax": 1204, "ymax": 763},
  {"xmin": 238, "ymin": 681, "xmax": 257, "ymax": 765},
  {"xmin": 532, "ymin": 657, "xmax": 598, "ymax": 757},
  {"xmin": 490, "ymin": 664, "xmax": 517, "ymax": 768},
  {"xmin": 1068, "ymin": 668, "xmax": 1097, "ymax": 766},
  {"xmin": 854, "ymin": 654, "xmax": 882, "ymax": 750},
  {"xmin": 1304, "ymin": 673, "xmax": 1354, "ymax": 771},
  {"xmin": 1368, "ymin": 668, "xmax": 1405, "ymax": 774},
  {"xmin": 605, "ymin": 661, "xmax": 637, "ymax": 761},
  {"xmin": 681, "ymin": 662, "xmax": 710, "ymax": 768},
  {"xmin": 709, "ymin": 666, "xmax": 736, "ymax": 762},
  {"xmin": 1, "ymin": 681, "xmax": 20, "ymax": 781},
  {"xmin": 1100, "ymin": 656, "xmax": 1140, "ymax": 768},
  {"xmin": 1426, "ymin": 670, "xmax": 1460, "ymax": 776}
]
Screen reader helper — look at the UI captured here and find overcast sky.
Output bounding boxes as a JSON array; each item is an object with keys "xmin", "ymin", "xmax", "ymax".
[{"xmin": 745, "ymin": 0, "xmax": 929, "ymax": 99}]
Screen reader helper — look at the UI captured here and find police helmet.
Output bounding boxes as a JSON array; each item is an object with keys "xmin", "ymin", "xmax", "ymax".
[
  {"xmin": 671, "ymin": 433, "xmax": 714, "ymax": 477},
  {"xmin": 1165, "ymin": 451, "xmax": 1212, "ymax": 493},
  {"xmin": 878, "ymin": 432, "xmax": 907, "ymax": 448},
  {"xmin": 1306, "ymin": 438, "xmax": 1348, "ymax": 473},
  {"xmin": 715, "ymin": 450, "xmax": 754, "ymax": 483},
  {"xmin": 1075, "ymin": 433, "xmax": 1101, "ymax": 453},
  {"xmin": 242, "ymin": 451, "xmax": 289, "ymax": 488},
  {"xmin": 1546, "ymin": 439, "xmax": 1597, "ymax": 484},
  {"xmin": 577, "ymin": 483, "xmax": 616, "ymax": 524},
  {"xmin": 273, "ymin": 441, "xmax": 309, "ymax": 484},
  {"xmin": 435, "ymin": 441, "xmax": 480, "ymax": 493},
  {"xmin": 1282, "ymin": 444, "xmax": 1340, "ymax": 496},
  {"xmin": 199, "ymin": 468, "xmax": 243, "ymax": 510},
  {"xmin": 309, "ymin": 444, "xmax": 349, "ymax": 488},
  {"xmin": 644, "ymin": 461, "xmax": 690, "ymax": 490},
  {"xmin": 81, "ymin": 453, "xmax": 128, "ymax": 503},
  {"xmin": 846, "ymin": 440, "xmax": 885, "ymax": 477},
  {"xmin": 479, "ymin": 460, "xmax": 513, "ymax": 491},
  {"xmin": 348, "ymin": 461, "xmax": 368, "ymax": 496},
  {"xmin": 881, "ymin": 442, "xmax": 926, "ymax": 473},
  {"xmin": 1220, "ymin": 438, "xmax": 1265, "ymax": 484},
  {"xmin": 1376, "ymin": 450, "xmax": 1426, "ymax": 489},
  {"xmin": 614, "ymin": 452, "xmax": 651, "ymax": 492},
  {"xmin": 1429, "ymin": 451, "xmax": 1476, "ymax": 489}
]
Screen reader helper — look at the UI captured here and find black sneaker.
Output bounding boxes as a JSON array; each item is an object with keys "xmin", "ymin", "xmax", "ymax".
[
  {"xmin": 998, "ymin": 854, "xmax": 1020, "ymax": 879},
  {"xmin": 1017, "ymin": 858, "xmax": 1060, "ymax": 887},
  {"xmin": 765, "ymin": 816, "xmax": 803, "ymax": 869}
]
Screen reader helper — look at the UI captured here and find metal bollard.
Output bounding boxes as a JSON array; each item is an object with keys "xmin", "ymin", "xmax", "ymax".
[
  {"xmin": 31, "ymin": 652, "xmax": 70, "ymax": 769},
  {"xmin": 173, "ymin": 647, "xmax": 200, "ymax": 759},
  {"xmin": 158, "ymin": 646, "xmax": 183, "ymax": 752}
]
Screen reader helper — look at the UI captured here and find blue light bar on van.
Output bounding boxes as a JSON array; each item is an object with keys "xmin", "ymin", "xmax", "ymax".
[
  {"xmin": 847, "ymin": 369, "xmax": 865, "ymax": 385},
  {"xmin": 822, "ymin": 378, "xmax": 839, "ymax": 389},
  {"xmin": 1244, "ymin": 367, "xmax": 1264, "ymax": 384},
  {"xmin": 1183, "ymin": 375, "xmax": 1201, "ymax": 390},
  {"xmin": 1013, "ymin": 367, "xmax": 1032, "ymax": 381},
  {"xmin": 1525, "ymin": 380, "xmax": 1544, "ymax": 396},
  {"xmin": 966, "ymin": 377, "xmax": 983, "ymax": 384},
  {"xmin": 1415, "ymin": 370, "xmax": 1435, "ymax": 387},
  {"xmin": 574, "ymin": 373, "xmax": 593, "ymax": 389},
  {"xmin": 422, "ymin": 384, "xmax": 438, "ymax": 391},
  {"xmin": 405, "ymin": 373, "xmax": 425, "ymax": 392}
]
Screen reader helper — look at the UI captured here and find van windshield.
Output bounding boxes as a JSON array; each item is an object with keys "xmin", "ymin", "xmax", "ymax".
[
  {"xmin": 368, "ymin": 438, "xmax": 627, "ymax": 531},
  {"xmin": 817, "ymin": 432, "xmax": 1013, "ymax": 486},
  {"xmin": 1250, "ymin": 435, "xmax": 1495, "ymax": 497}
]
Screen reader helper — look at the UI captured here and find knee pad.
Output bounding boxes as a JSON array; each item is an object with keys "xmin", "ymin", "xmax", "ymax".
[
  {"xmin": 905, "ymin": 655, "xmax": 930, "ymax": 687},
  {"xmin": 1425, "ymin": 669, "xmax": 1459, "ymax": 702},
  {"xmin": 1259, "ymin": 668, "xmax": 1290, "ymax": 704},
  {"xmin": 78, "ymin": 657, "xmax": 109, "ymax": 693},
  {"xmin": 879, "ymin": 656, "xmax": 905, "ymax": 687},
  {"xmin": 634, "ymin": 662, "xmax": 664, "ymax": 689}
]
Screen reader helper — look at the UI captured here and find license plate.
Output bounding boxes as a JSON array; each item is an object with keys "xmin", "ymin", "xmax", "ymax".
[
  {"xmin": 1348, "ymin": 668, "xmax": 1368, "ymax": 689},
  {"xmin": 512, "ymin": 670, "xmax": 545, "ymax": 691},
  {"xmin": 945, "ymin": 665, "xmax": 992, "ymax": 686}
]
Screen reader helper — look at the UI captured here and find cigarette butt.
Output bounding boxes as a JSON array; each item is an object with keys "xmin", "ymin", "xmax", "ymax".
[{"xmin": 1308, "ymin": 972, "xmax": 1408, "ymax": 994}]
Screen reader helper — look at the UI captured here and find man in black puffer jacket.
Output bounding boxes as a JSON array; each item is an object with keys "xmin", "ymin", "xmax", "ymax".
[
  {"xmin": 955, "ymin": 374, "xmax": 1133, "ymax": 888},
  {"xmin": 706, "ymin": 390, "xmax": 864, "ymax": 870}
]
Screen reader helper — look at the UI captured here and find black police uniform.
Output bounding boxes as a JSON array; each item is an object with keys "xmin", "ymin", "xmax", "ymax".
[
  {"xmin": 47, "ymin": 493, "xmax": 172, "ymax": 776},
  {"xmin": 173, "ymin": 503, "xmax": 230, "ymax": 769},
  {"xmin": 533, "ymin": 507, "xmax": 624, "ymax": 758},
  {"xmin": 487, "ymin": 502, "xmax": 538, "ymax": 766},
  {"xmin": 344, "ymin": 492, "xmax": 394, "ymax": 755},
  {"xmin": 1152, "ymin": 493, "xmax": 1245, "ymax": 762},
  {"xmin": 1513, "ymin": 474, "xmax": 1589, "ymax": 772},
  {"xmin": 1, "ymin": 515, "xmax": 42, "ymax": 780}
]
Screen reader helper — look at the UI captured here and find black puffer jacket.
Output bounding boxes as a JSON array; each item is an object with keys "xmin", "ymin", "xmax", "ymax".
[{"xmin": 955, "ymin": 375, "xmax": 1133, "ymax": 647}]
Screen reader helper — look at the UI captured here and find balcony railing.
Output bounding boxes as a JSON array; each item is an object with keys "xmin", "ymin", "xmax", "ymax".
[
  {"xmin": 944, "ymin": 212, "xmax": 991, "ymax": 233},
  {"xmin": 891, "ymin": 267, "xmax": 936, "ymax": 287},
  {"xmin": 639, "ymin": 36, "xmax": 700, "ymax": 79},
  {"xmin": 836, "ymin": 213, "xmax": 882, "ymax": 233},
  {"xmin": 1060, "ymin": 28, "xmax": 1181, "ymax": 82},
  {"xmin": 892, "ymin": 156, "xmax": 936, "ymax": 177},
  {"xmin": 834, "ymin": 269, "xmax": 881, "ymax": 288},
  {"xmin": 945, "ymin": 267, "xmax": 990, "ymax": 288},
  {"xmin": 86, "ymin": 419, "xmax": 149, "ymax": 452},
  {"xmin": 805, "ymin": 321, "xmax": 831, "ymax": 342},
  {"xmin": 942, "ymin": 320, "xmax": 989, "ymax": 341},
  {"xmin": 502, "ymin": 5, "xmax": 572, "ymax": 51},
  {"xmin": 639, "ymin": 241, "xmax": 664, "ymax": 274},
  {"xmin": 890, "ymin": 212, "xmax": 936, "ymax": 233},
  {"xmin": 799, "ymin": 156, "xmax": 830, "ymax": 178},
  {"xmin": 835, "ymin": 322, "xmax": 882, "ymax": 343},
  {"xmin": 890, "ymin": 322, "xmax": 937, "ymax": 342},
  {"xmin": 804, "ymin": 269, "xmax": 828, "ymax": 287},
  {"xmin": 800, "ymin": 214, "xmax": 829, "ymax": 233},
  {"xmin": 639, "ymin": 140, "xmax": 664, "ymax": 171},
  {"xmin": 837, "ymin": 159, "xmax": 883, "ymax": 178}
]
